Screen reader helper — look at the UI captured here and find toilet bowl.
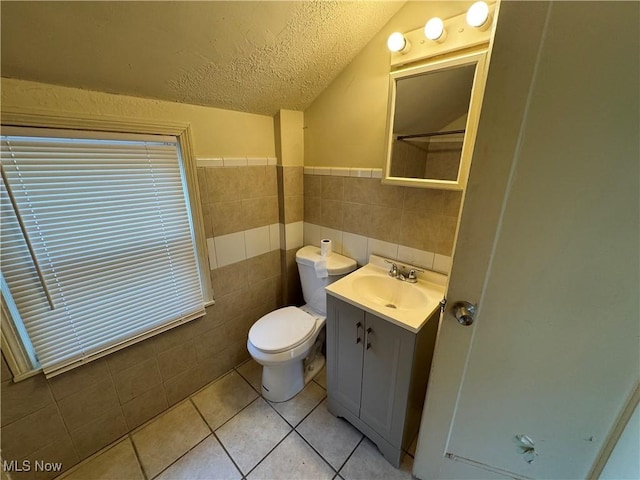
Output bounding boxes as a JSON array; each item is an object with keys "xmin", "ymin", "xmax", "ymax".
[{"xmin": 247, "ymin": 245, "xmax": 357, "ymax": 402}]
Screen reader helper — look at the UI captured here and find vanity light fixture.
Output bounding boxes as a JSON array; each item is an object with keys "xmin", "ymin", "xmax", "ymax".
[
  {"xmin": 387, "ymin": 32, "xmax": 411, "ymax": 54},
  {"xmin": 466, "ymin": 1, "xmax": 492, "ymax": 30},
  {"xmin": 424, "ymin": 17, "xmax": 447, "ymax": 42}
]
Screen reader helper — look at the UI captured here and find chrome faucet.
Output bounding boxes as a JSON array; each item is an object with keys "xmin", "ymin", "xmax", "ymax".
[{"xmin": 384, "ymin": 259, "xmax": 423, "ymax": 283}]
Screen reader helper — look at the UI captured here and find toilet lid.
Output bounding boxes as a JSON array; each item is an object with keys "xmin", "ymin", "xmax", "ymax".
[{"xmin": 249, "ymin": 306, "xmax": 316, "ymax": 354}]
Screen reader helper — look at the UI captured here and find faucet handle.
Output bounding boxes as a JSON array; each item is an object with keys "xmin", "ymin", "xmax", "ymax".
[
  {"xmin": 407, "ymin": 268, "xmax": 423, "ymax": 283},
  {"xmin": 383, "ymin": 259, "xmax": 398, "ymax": 277}
]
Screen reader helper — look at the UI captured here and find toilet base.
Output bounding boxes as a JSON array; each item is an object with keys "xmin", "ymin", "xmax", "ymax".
[{"xmin": 262, "ymin": 353, "xmax": 325, "ymax": 403}]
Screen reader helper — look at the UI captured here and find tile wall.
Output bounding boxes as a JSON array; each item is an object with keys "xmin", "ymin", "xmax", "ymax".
[{"xmin": 303, "ymin": 167, "xmax": 462, "ymax": 273}]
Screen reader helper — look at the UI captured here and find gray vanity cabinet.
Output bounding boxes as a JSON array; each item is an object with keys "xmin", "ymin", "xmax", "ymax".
[{"xmin": 326, "ymin": 293, "xmax": 439, "ymax": 467}]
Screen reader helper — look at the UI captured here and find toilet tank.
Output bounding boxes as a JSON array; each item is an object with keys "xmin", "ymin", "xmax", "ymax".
[{"xmin": 296, "ymin": 245, "xmax": 357, "ymax": 316}]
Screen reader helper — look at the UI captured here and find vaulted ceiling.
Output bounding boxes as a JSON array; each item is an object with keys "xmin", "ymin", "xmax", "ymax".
[{"xmin": 1, "ymin": 1, "xmax": 404, "ymax": 116}]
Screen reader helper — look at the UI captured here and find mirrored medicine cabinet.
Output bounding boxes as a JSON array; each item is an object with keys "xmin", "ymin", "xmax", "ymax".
[{"xmin": 383, "ymin": 50, "xmax": 489, "ymax": 190}]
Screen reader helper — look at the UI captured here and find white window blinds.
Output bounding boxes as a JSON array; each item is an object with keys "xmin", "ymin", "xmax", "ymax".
[{"xmin": 0, "ymin": 127, "xmax": 205, "ymax": 377}]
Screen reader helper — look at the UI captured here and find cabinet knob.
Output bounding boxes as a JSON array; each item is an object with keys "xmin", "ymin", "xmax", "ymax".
[
  {"xmin": 356, "ymin": 322, "xmax": 362, "ymax": 344},
  {"xmin": 366, "ymin": 327, "xmax": 373, "ymax": 350}
]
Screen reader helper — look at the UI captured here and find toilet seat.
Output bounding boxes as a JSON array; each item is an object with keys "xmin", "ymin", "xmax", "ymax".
[{"xmin": 248, "ymin": 306, "xmax": 316, "ymax": 354}]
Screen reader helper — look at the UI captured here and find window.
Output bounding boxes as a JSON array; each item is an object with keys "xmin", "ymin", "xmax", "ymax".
[{"xmin": 1, "ymin": 127, "xmax": 205, "ymax": 377}]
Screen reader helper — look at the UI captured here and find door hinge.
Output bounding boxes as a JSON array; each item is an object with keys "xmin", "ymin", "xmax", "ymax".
[{"xmin": 439, "ymin": 297, "xmax": 447, "ymax": 313}]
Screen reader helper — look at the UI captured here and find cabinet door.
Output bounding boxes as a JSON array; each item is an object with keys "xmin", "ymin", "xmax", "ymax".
[
  {"xmin": 360, "ymin": 313, "xmax": 415, "ymax": 446},
  {"xmin": 326, "ymin": 295, "xmax": 364, "ymax": 417}
]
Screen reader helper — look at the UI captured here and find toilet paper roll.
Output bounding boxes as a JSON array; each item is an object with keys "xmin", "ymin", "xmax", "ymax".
[{"xmin": 320, "ymin": 238, "xmax": 332, "ymax": 257}]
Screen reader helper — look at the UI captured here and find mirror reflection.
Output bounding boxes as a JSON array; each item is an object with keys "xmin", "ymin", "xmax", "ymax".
[{"xmin": 389, "ymin": 63, "xmax": 476, "ymax": 182}]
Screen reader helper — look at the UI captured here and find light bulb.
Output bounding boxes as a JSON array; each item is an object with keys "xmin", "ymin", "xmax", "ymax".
[
  {"xmin": 387, "ymin": 32, "xmax": 409, "ymax": 53},
  {"xmin": 466, "ymin": 1, "xmax": 490, "ymax": 28},
  {"xmin": 424, "ymin": 17, "xmax": 446, "ymax": 42}
]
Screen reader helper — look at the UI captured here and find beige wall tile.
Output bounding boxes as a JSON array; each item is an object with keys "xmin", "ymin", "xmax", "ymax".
[
  {"xmin": 201, "ymin": 203, "xmax": 214, "ymax": 239},
  {"xmin": 369, "ymin": 181, "xmax": 404, "ymax": 207},
  {"xmin": 242, "ymin": 196, "xmax": 279, "ymax": 230},
  {"xmin": 163, "ymin": 365, "xmax": 206, "ymax": 406},
  {"xmin": 284, "ymin": 195, "xmax": 304, "ymax": 223},
  {"xmin": 1, "ymin": 374, "xmax": 53, "ymax": 427},
  {"xmin": 112, "ymin": 358, "xmax": 162, "ymax": 405},
  {"xmin": 157, "ymin": 340, "xmax": 198, "ymax": 381},
  {"xmin": 246, "ymin": 250, "xmax": 280, "ymax": 282},
  {"xmin": 189, "ymin": 306, "xmax": 224, "ymax": 338},
  {"xmin": 264, "ymin": 165, "xmax": 278, "ymax": 196},
  {"xmin": 321, "ymin": 199, "xmax": 343, "ymax": 230},
  {"xmin": 106, "ymin": 339, "xmax": 156, "ymax": 375},
  {"xmin": 304, "ymin": 196, "xmax": 322, "ymax": 225},
  {"xmin": 70, "ymin": 407, "xmax": 128, "ymax": 459},
  {"xmin": 434, "ymin": 215, "xmax": 458, "ymax": 255},
  {"xmin": 403, "ymin": 188, "xmax": 441, "ymax": 215},
  {"xmin": 213, "ymin": 289, "xmax": 247, "ymax": 324},
  {"xmin": 58, "ymin": 378, "xmax": 120, "ymax": 431},
  {"xmin": 321, "ymin": 176, "xmax": 344, "ymax": 200},
  {"xmin": 304, "ymin": 174, "xmax": 322, "ymax": 198},
  {"xmin": 196, "ymin": 167, "xmax": 209, "ymax": 205},
  {"xmin": 206, "ymin": 167, "xmax": 245, "ymax": 203},
  {"xmin": 152, "ymin": 322, "xmax": 196, "ymax": 354},
  {"xmin": 210, "ymin": 260, "xmax": 248, "ymax": 297},
  {"xmin": 226, "ymin": 341, "xmax": 250, "ymax": 367},
  {"xmin": 246, "ymin": 277, "xmax": 281, "ymax": 312},
  {"xmin": 399, "ymin": 211, "xmax": 438, "ymax": 252},
  {"xmin": 197, "ymin": 349, "xmax": 236, "ymax": 386},
  {"xmin": 250, "ymin": 299, "xmax": 278, "ymax": 324},
  {"xmin": 210, "ymin": 200, "xmax": 245, "ymax": 236},
  {"xmin": 342, "ymin": 202, "xmax": 371, "ymax": 238},
  {"xmin": 368, "ymin": 205, "xmax": 402, "ymax": 244},
  {"xmin": 223, "ymin": 314, "xmax": 252, "ymax": 347},
  {"xmin": 121, "ymin": 384, "xmax": 169, "ymax": 430},
  {"xmin": 47, "ymin": 358, "xmax": 109, "ymax": 401},
  {"xmin": 343, "ymin": 177, "xmax": 373, "ymax": 204},
  {"xmin": 243, "ymin": 166, "xmax": 277, "ymax": 199},
  {"xmin": 194, "ymin": 324, "xmax": 227, "ymax": 362},
  {"xmin": 283, "ymin": 167, "xmax": 304, "ymax": 196},
  {"xmin": 1, "ymin": 404, "xmax": 68, "ymax": 460}
]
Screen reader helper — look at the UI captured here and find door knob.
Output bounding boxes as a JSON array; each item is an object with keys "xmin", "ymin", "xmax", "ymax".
[{"xmin": 452, "ymin": 301, "xmax": 476, "ymax": 326}]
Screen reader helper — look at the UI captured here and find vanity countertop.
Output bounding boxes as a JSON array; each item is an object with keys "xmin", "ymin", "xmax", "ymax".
[{"xmin": 325, "ymin": 256, "xmax": 446, "ymax": 333}]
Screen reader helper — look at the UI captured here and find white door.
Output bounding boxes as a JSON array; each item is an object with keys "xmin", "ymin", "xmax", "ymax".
[{"xmin": 414, "ymin": 2, "xmax": 639, "ymax": 479}]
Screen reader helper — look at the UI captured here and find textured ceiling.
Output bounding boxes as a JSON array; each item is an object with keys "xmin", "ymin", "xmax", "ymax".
[{"xmin": 1, "ymin": 1, "xmax": 404, "ymax": 116}]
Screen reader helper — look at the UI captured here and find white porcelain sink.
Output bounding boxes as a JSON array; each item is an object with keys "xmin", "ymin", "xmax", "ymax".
[
  {"xmin": 351, "ymin": 274, "xmax": 429, "ymax": 310},
  {"xmin": 325, "ymin": 256, "xmax": 447, "ymax": 333}
]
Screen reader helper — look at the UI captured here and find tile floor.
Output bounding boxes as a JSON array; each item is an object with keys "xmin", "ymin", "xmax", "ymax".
[{"xmin": 57, "ymin": 359, "xmax": 416, "ymax": 480}]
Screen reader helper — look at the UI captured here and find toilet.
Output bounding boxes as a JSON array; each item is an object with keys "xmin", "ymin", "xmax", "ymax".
[{"xmin": 247, "ymin": 245, "xmax": 357, "ymax": 402}]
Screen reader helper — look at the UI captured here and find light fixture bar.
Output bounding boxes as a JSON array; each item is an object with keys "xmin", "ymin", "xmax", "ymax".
[{"xmin": 389, "ymin": 1, "xmax": 496, "ymax": 68}]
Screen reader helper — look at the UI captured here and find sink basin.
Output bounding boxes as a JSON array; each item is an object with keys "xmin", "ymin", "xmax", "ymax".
[
  {"xmin": 351, "ymin": 275, "xmax": 429, "ymax": 310},
  {"xmin": 325, "ymin": 257, "xmax": 447, "ymax": 332}
]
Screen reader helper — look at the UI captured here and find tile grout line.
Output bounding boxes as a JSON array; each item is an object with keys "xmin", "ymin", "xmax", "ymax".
[
  {"xmin": 128, "ymin": 433, "xmax": 149, "ymax": 480},
  {"xmin": 211, "ymin": 429, "xmax": 246, "ymax": 480},
  {"xmin": 290, "ymin": 398, "xmax": 348, "ymax": 475},
  {"xmin": 230, "ymin": 367, "xmax": 334, "ymax": 478},
  {"xmin": 186, "ymin": 380, "xmax": 249, "ymax": 478},
  {"xmin": 242, "ymin": 428, "xmax": 297, "ymax": 478},
  {"xmin": 336, "ymin": 435, "xmax": 366, "ymax": 476}
]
